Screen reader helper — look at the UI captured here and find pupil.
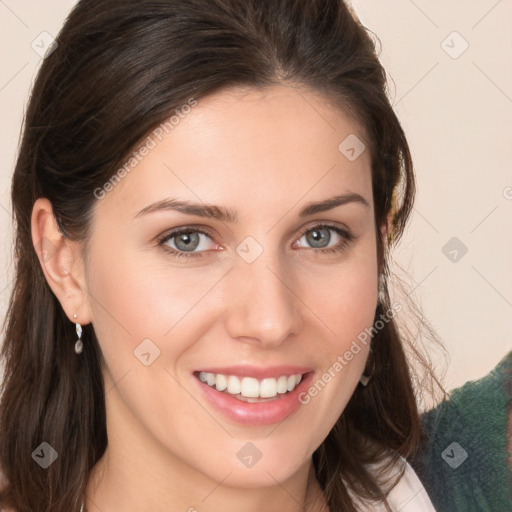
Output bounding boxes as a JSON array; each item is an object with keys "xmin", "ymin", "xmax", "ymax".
[
  {"xmin": 308, "ymin": 227, "xmax": 329, "ymax": 248},
  {"xmin": 176, "ymin": 232, "xmax": 199, "ymax": 251}
]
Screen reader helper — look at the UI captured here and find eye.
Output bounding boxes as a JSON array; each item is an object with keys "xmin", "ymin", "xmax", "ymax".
[
  {"xmin": 294, "ymin": 224, "xmax": 354, "ymax": 254},
  {"xmin": 157, "ymin": 223, "xmax": 355, "ymax": 260},
  {"xmin": 157, "ymin": 227, "xmax": 218, "ymax": 259}
]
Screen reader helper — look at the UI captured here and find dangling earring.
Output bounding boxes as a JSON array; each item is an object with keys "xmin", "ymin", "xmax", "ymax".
[
  {"xmin": 378, "ymin": 273, "xmax": 387, "ymax": 304},
  {"xmin": 74, "ymin": 313, "xmax": 83, "ymax": 354},
  {"xmin": 359, "ymin": 347, "xmax": 375, "ymax": 386}
]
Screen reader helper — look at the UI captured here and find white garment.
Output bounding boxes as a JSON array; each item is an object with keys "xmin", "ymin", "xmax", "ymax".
[
  {"xmin": 347, "ymin": 455, "xmax": 436, "ymax": 511},
  {"xmin": 384, "ymin": 458, "xmax": 436, "ymax": 511}
]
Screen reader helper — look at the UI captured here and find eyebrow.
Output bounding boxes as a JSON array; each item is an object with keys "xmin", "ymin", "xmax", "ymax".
[{"xmin": 133, "ymin": 192, "xmax": 369, "ymax": 222}]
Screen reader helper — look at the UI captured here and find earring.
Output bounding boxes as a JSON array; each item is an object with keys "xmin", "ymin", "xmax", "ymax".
[
  {"xmin": 359, "ymin": 347, "xmax": 375, "ymax": 386},
  {"xmin": 378, "ymin": 273, "xmax": 387, "ymax": 304},
  {"xmin": 74, "ymin": 313, "xmax": 83, "ymax": 354}
]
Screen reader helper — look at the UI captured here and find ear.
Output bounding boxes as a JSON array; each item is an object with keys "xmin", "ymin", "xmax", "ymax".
[{"xmin": 31, "ymin": 197, "xmax": 93, "ymax": 325}]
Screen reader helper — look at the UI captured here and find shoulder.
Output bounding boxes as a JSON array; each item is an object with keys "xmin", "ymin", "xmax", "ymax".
[
  {"xmin": 385, "ymin": 457, "xmax": 437, "ymax": 511},
  {"xmin": 346, "ymin": 454, "xmax": 436, "ymax": 511},
  {"xmin": 410, "ymin": 351, "xmax": 512, "ymax": 512}
]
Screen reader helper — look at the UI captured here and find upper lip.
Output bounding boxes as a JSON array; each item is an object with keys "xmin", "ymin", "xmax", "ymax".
[{"xmin": 194, "ymin": 365, "xmax": 313, "ymax": 379}]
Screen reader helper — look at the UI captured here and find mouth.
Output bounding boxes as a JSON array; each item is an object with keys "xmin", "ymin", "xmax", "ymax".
[
  {"xmin": 194, "ymin": 371, "xmax": 305, "ymax": 402},
  {"xmin": 192, "ymin": 366, "xmax": 314, "ymax": 425}
]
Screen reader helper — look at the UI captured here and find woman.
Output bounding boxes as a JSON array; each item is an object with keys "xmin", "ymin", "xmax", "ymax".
[{"xmin": 0, "ymin": 0, "xmax": 444, "ymax": 510}]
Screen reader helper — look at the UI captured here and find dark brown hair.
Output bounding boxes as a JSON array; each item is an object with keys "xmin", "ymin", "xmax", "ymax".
[{"xmin": 0, "ymin": 0, "xmax": 445, "ymax": 510}]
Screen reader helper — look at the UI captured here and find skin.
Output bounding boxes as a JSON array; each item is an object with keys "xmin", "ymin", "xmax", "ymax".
[{"xmin": 32, "ymin": 84, "xmax": 387, "ymax": 512}]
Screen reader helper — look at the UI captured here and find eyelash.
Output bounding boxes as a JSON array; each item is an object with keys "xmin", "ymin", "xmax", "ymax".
[{"xmin": 157, "ymin": 224, "xmax": 355, "ymax": 260}]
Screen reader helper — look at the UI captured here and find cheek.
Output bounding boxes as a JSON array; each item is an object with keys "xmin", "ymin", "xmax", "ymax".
[
  {"xmin": 303, "ymin": 236, "xmax": 379, "ymax": 347},
  {"xmin": 83, "ymin": 243, "xmax": 228, "ymax": 451},
  {"xmin": 293, "ymin": 236, "xmax": 378, "ymax": 430},
  {"xmin": 85, "ymin": 240, "xmax": 221, "ymax": 359}
]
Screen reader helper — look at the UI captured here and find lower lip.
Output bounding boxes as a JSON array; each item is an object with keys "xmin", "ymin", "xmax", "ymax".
[{"xmin": 194, "ymin": 372, "xmax": 314, "ymax": 426}]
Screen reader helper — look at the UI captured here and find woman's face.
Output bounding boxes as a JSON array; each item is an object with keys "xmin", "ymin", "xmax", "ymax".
[{"xmin": 83, "ymin": 84, "xmax": 379, "ymax": 489}]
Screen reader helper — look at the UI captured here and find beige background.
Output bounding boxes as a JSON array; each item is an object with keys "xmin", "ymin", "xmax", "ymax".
[{"xmin": 1, "ymin": 1, "xmax": 511, "ymax": 391}]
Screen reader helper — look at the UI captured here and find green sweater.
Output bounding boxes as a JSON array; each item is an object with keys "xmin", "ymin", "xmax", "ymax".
[{"xmin": 411, "ymin": 351, "xmax": 512, "ymax": 511}]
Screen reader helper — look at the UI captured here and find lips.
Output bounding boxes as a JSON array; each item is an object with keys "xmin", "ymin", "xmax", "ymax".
[{"xmin": 192, "ymin": 365, "xmax": 314, "ymax": 425}]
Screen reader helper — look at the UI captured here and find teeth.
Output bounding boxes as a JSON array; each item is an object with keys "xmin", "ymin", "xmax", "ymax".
[
  {"xmin": 215, "ymin": 374, "xmax": 227, "ymax": 391},
  {"xmin": 240, "ymin": 377, "xmax": 260, "ymax": 397},
  {"xmin": 277, "ymin": 375, "xmax": 288, "ymax": 394},
  {"xmin": 287, "ymin": 375, "xmax": 296, "ymax": 392},
  {"xmin": 227, "ymin": 375, "xmax": 241, "ymax": 394},
  {"xmin": 198, "ymin": 372, "xmax": 304, "ymax": 398},
  {"xmin": 260, "ymin": 378, "xmax": 278, "ymax": 398}
]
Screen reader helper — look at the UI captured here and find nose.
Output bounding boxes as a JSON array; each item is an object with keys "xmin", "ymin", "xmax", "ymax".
[{"xmin": 223, "ymin": 249, "xmax": 303, "ymax": 348}]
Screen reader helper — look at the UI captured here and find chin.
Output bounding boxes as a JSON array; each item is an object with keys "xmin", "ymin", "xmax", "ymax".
[
  {"xmin": 207, "ymin": 447, "xmax": 308, "ymax": 489},
  {"xmin": 223, "ymin": 464, "xmax": 301, "ymax": 489}
]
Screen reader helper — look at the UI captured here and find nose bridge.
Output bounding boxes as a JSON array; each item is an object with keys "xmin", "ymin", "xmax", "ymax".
[{"xmin": 224, "ymin": 240, "xmax": 302, "ymax": 346}]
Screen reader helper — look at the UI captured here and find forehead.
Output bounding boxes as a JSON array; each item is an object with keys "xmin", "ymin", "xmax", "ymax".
[{"xmin": 94, "ymin": 84, "xmax": 373, "ymax": 222}]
